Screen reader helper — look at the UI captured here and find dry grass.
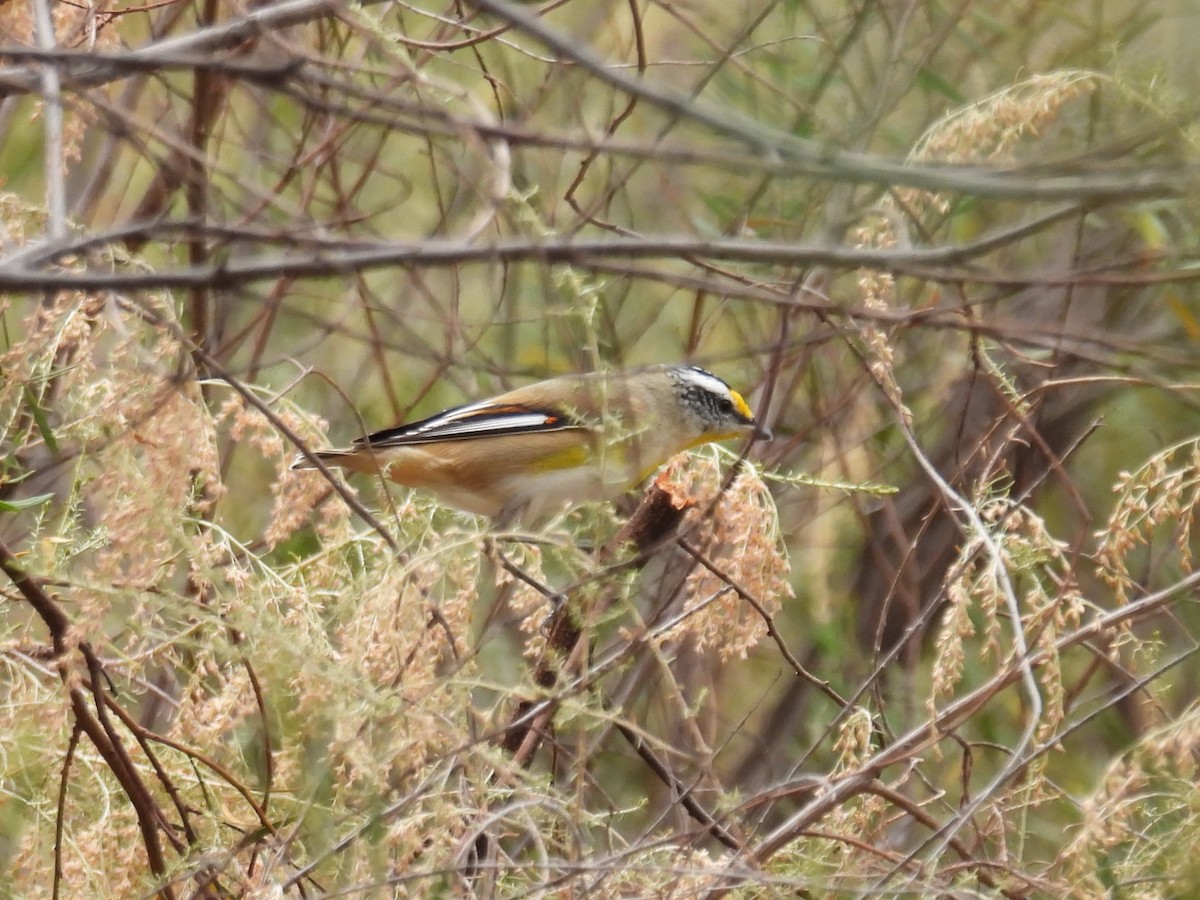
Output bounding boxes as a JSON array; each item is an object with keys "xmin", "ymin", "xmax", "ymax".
[{"xmin": 3, "ymin": 1, "xmax": 1200, "ymax": 897}]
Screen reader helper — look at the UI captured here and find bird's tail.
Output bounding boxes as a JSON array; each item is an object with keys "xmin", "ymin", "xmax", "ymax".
[{"xmin": 290, "ymin": 448, "xmax": 374, "ymax": 473}]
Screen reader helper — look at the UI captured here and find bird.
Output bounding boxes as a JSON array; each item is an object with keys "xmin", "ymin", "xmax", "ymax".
[{"xmin": 291, "ymin": 364, "xmax": 771, "ymax": 523}]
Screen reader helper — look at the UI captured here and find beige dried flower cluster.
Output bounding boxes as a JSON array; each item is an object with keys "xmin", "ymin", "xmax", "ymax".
[
  {"xmin": 898, "ymin": 71, "xmax": 1095, "ymax": 225},
  {"xmin": 1096, "ymin": 438, "xmax": 1200, "ymax": 604},
  {"xmin": 831, "ymin": 705, "xmax": 875, "ymax": 775},
  {"xmin": 910, "ymin": 71, "xmax": 1095, "ymax": 165},
  {"xmin": 502, "ymin": 538, "xmax": 556, "ymax": 660},
  {"xmin": 652, "ymin": 450, "xmax": 793, "ymax": 661},
  {"xmin": 0, "ymin": 2, "xmax": 119, "ymax": 166},
  {"xmin": 1, "ymin": 280, "xmax": 490, "ymax": 893},
  {"xmin": 217, "ymin": 392, "xmax": 344, "ymax": 549},
  {"xmin": 0, "ymin": 287, "xmax": 222, "ymax": 592},
  {"xmin": 2, "ymin": 288, "xmax": 231, "ymax": 892},
  {"xmin": 0, "ymin": 0, "xmax": 123, "ymax": 50},
  {"xmin": 282, "ymin": 539, "xmax": 478, "ymax": 797},
  {"xmin": 850, "ymin": 71, "xmax": 1096, "ymax": 413},
  {"xmin": 929, "ymin": 499, "xmax": 1088, "ymax": 743},
  {"xmin": 850, "ymin": 213, "xmax": 904, "ymax": 412},
  {"xmin": 1062, "ymin": 702, "xmax": 1200, "ymax": 896}
]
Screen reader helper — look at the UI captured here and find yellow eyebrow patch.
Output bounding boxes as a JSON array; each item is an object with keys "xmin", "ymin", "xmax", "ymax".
[{"xmin": 730, "ymin": 389, "xmax": 754, "ymax": 422}]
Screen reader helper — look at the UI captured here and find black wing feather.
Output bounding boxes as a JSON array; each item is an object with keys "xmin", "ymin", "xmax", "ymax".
[{"xmin": 355, "ymin": 400, "xmax": 585, "ymax": 448}]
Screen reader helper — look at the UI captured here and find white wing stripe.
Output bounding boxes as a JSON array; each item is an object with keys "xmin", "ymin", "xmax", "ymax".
[{"xmin": 410, "ymin": 412, "xmax": 553, "ymax": 437}]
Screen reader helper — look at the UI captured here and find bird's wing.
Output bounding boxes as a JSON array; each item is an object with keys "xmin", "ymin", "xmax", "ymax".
[{"xmin": 355, "ymin": 399, "xmax": 588, "ymax": 448}]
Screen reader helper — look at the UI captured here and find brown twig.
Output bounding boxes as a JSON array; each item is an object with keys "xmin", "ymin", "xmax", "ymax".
[
  {"xmin": 0, "ymin": 538, "xmax": 178, "ymax": 899},
  {"xmin": 500, "ymin": 483, "xmax": 690, "ymax": 760}
]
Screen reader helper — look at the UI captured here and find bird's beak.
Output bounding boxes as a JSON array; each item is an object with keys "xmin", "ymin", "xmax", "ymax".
[{"xmin": 751, "ymin": 422, "xmax": 773, "ymax": 442}]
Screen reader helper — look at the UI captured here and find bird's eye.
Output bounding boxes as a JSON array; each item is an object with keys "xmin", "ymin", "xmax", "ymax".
[{"xmin": 716, "ymin": 396, "xmax": 734, "ymax": 414}]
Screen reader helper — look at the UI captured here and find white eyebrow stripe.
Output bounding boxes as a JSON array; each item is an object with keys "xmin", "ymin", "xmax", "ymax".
[{"xmin": 680, "ymin": 367, "xmax": 732, "ymax": 397}]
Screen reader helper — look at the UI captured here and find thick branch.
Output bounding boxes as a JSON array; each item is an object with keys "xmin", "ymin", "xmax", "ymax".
[{"xmin": 1, "ymin": 229, "xmax": 1188, "ymax": 294}]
